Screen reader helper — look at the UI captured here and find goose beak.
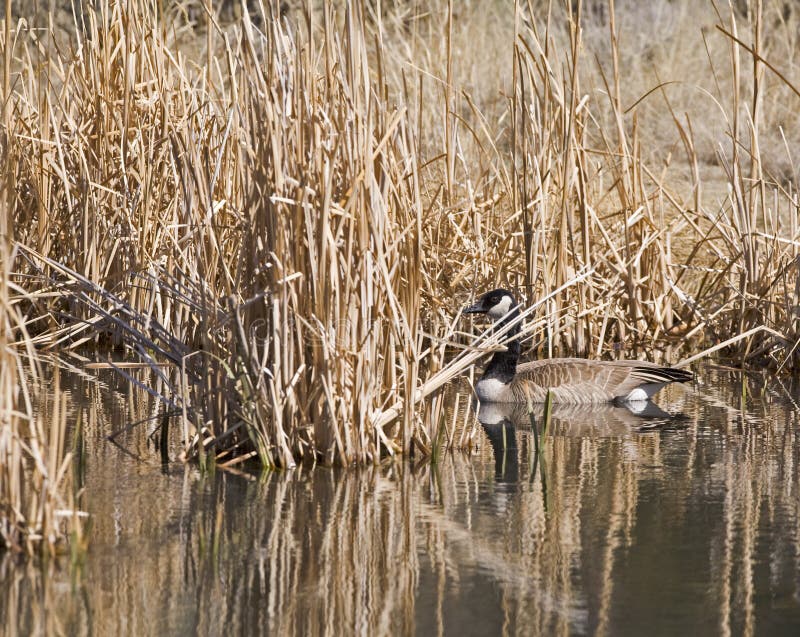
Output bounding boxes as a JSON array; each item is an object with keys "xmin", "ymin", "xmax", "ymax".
[{"xmin": 463, "ymin": 303, "xmax": 485, "ymax": 315}]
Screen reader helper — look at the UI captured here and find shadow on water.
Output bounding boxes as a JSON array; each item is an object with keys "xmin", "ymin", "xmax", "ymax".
[{"xmin": 2, "ymin": 367, "xmax": 800, "ymax": 635}]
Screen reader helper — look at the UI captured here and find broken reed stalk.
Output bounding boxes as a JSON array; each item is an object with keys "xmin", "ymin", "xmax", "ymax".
[{"xmin": 371, "ymin": 268, "xmax": 594, "ymax": 431}]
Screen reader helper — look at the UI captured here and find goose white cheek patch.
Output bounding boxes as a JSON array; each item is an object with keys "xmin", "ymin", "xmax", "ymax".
[{"xmin": 488, "ymin": 295, "xmax": 513, "ymax": 319}]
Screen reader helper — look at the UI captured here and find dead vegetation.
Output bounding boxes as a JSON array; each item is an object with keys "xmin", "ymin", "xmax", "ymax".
[
  {"xmin": 1, "ymin": 0, "xmax": 800, "ymax": 498},
  {"xmin": 0, "ymin": 243, "xmax": 84, "ymax": 555}
]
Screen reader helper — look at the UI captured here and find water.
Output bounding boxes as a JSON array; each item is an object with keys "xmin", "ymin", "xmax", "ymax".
[{"xmin": 2, "ymin": 368, "xmax": 800, "ymax": 636}]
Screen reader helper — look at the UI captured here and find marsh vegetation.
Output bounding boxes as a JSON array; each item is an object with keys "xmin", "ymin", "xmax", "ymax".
[{"xmin": 3, "ymin": 0, "xmax": 800, "ymax": 556}]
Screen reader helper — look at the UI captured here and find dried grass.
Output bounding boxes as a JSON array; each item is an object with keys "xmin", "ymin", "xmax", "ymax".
[
  {"xmin": 0, "ymin": 242, "xmax": 84, "ymax": 555},
  {"xmin": 1, "ymin": 0, "xmax": 799, "ymax": 474}
]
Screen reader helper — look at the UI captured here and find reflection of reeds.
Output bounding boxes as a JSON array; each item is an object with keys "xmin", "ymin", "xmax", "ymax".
[{"xmin": 4, "ymin": 373, "xmax": 799, "ymax": 634}]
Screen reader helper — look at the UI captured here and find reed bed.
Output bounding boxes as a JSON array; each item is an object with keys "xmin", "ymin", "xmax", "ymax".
[
  {"xmin": 0, "ymin": 242, "xmax": 83, "ymax": 555},
  {"xmin": 1, "ymin": 0, "xmax": 800, "ymax": 472}
]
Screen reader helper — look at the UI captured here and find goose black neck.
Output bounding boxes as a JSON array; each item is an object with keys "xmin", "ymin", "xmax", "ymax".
[{"xmin": 484, "ymin": 308, "xmax": 521, "ymax": 384}]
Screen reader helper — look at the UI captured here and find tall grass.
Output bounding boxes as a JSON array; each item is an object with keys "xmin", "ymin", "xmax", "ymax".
[
  {"xmin": 511, "ymin": 0, "xmax": 800, "ymax": 365},
  {"xmin": 0, "ymin": 242, "xmax": 82, "ymax": 555},
  {"xmin": 2, "ymin": 0, "xmax": 800, "ymax": 472}
]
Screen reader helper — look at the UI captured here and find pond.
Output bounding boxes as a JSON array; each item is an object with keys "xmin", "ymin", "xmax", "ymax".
[{"xmin": 2, "ymin": 367, "xmax": 800, "ymax": 635}]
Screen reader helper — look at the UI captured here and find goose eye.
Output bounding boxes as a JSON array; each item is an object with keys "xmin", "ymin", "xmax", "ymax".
[{"xmin": 489, "ymin": 296, "xmax": 500, "ymax": 305}]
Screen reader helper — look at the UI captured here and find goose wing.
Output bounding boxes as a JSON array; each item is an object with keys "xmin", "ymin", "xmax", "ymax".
[{"xmin": 515, "ymin": 358, "xmax": 691, "ymax": 403}]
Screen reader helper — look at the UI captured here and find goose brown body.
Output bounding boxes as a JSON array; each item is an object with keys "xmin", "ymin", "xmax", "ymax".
[
  {"xmin": 478, "ymin": 358, "xmax": 690, "ymax": 404},
  {"xmin": 464, "ymin": 289, "xmax": 692, "ymax": 404}
]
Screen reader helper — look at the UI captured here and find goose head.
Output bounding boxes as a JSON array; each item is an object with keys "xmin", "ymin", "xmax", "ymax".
[{"xmin": 463, "ymin": 288, "xmax": 518, "ymax": 320}]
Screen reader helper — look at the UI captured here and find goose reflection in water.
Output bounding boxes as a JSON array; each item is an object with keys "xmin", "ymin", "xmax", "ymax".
[{"xmin": 474, "ymin": 400, "xmax": 686, "ymax": 486}]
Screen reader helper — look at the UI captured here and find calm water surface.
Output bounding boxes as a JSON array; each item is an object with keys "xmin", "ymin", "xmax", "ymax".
[{"xmin": 2, "ymin": 368, "xmax": 800, "ymax": 636}]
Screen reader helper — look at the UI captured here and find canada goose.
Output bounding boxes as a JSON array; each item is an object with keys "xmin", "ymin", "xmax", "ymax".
[{"xmin": 463, "ymin": 288, "xmax": 693, "ymax": 404}]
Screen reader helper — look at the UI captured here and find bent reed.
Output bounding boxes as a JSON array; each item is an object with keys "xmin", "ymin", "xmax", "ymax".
[{"xmin": 1, "ymin": 0, "xmax": 799, "ymax": 497}]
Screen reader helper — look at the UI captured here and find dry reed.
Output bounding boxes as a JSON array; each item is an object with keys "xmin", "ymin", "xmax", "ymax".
[
  {"xmin": 0, "ymin": 241, "xmax": 83, "ymax": 555},
  {"xmin": 1, "ymin": 0, "xmax": 799, "ymax": 472}
]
